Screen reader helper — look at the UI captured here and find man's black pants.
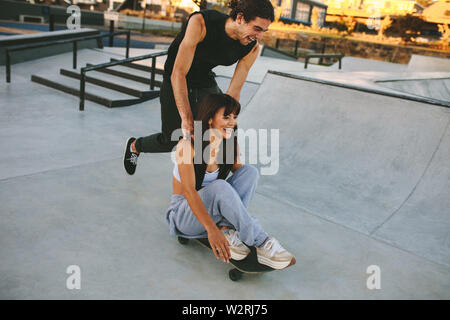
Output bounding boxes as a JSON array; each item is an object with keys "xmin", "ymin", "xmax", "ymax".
[{"xmin": 134, "ymin": 78, "xmax": 222, "ymax": 153}]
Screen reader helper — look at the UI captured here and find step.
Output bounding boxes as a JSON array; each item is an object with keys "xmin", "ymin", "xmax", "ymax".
[
  {"xmin": 86, "ymin": 63, "xmax": 163, "ymax": 87},
  {"xmin": 107, "ymin": 64, "xmax": 164, "ymax": 79},
  {"xmin": 60, "ymin": 68, "xmax": 160, "ymax": 100},
  {"xmin": 109, "ymin": 63, "xmax": 164, "ymax": 79},
  {"xmin": 31, "ymin": 73, "xmax": 150, "ymax": 108},
  {"xmin": 84, "ymin": 67, "xmax": 159, "ymax": 91},
  {"xmin": 110, "ymin": 58, "xmax": 165, "ymax": 74}
]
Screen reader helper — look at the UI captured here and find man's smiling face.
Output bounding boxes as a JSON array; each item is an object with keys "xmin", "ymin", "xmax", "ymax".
[{"xmin": 236, "ymin": 14, "xmax": 271, "ymax": 45}]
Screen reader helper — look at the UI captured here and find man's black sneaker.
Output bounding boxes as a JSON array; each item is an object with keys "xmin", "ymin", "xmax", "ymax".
[{"xmin": 124, "ymin": 137, "xmax": 139, "ymax": 175}]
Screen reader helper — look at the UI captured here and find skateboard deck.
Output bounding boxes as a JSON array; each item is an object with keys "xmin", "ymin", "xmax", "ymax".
[{"xmin": 178, "ymin": 236, "xmax": 275, "ymax": 281}]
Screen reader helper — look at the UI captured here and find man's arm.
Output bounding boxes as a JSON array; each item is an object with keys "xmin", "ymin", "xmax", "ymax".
[
  {"xmin": 171, "ymin": 13, "xmax": 206, "ymax": 138},
  {"xmin": 226, "ymin": 43, "xmax": 260, "ymax": 102}
]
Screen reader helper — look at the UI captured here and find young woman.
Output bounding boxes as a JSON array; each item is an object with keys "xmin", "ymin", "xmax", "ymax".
[{"xmin": 165, "ymin": 93, "xmax": 295, "ymax": 270}]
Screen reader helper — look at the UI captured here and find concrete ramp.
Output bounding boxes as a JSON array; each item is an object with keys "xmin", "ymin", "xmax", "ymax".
[
  {"xmin": 376, "ymin": 78, "xmax": 450, "ymax": 103},
  {"xmin": 372, "ymin": 120, "xmax": 450, "ymax": 267},
  {"xmin": 283, "ymin": 71, "xmax": 450, "ymax": 107},
  {"xmin": 239, "ymin": 71, "xmax": 450, "ymax": 267}
]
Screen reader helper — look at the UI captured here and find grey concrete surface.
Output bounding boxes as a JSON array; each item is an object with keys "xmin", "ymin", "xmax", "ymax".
[
  {"xmin": 377, "ymin": 78, "xmax": 450, "ymax": 103},
  {"xmin": 408, "ymin": 55, "xmax": 450, "ymax": 72},
  {"xmin": 1, "ymin": 48, "xmax": 450, "ymax": 299},
  {"xmin": 372, "ymin": 121, "xmax": 450, "ymax": 268}
]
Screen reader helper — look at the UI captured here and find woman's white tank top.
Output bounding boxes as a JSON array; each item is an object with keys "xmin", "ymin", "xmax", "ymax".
[{"xmin": 173, "ymin": 163, "xmax": 219, "ymax": 187}]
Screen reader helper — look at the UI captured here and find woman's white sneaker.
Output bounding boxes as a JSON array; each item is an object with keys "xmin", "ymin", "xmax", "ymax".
[
  {"xmin": 256, "ymin": 238, "xmax": 296, "ymax": 270},
  {"xmin": 222, "ymin": 229, "xmax": 250, "ymax": 261}
]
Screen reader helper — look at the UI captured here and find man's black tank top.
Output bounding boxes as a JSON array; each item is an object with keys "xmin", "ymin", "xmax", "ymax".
[{"xmin": 163, "ymin": 9, "xmax": 257, "ymax": 88}]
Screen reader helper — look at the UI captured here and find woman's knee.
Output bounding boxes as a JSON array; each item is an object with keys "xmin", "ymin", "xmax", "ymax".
[
  {"xmin": 206, "ymin": 179, "xmax": 238, "ymax": 199},
  {"xmin": 208, "ymin": 179, "xmax": 232, "ymax": 191},
  {"xmin": 237, "ymin": 164, "xmax": 260, "ymax": 182}
]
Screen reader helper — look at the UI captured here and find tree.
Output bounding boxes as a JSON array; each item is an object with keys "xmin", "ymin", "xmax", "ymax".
[
  {"xmin": 338, "ymin": 15, "xmax": 357, "ymax": 36},
  {"xmin": 438, "ymin": 24, "xmax": 450, "ymax": 50},
  {"xmin": 377, "ymin": 15, "xmax": 392, "ymax": 40},
  {"xmin": 385, "ymin": 14, "xmax": 427, "ymax": 43}
]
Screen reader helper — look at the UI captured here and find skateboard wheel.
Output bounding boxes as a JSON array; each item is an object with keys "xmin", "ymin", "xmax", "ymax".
[
  {"xmin": 229, "ymin": 268, "xmax": 243, "ymax": 282},
  {"xmin": 178, "ymin": 237, "xmax": 189, "ymax": 245}
]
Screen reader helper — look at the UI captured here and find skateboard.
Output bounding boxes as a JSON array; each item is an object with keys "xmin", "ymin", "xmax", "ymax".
[{"xmin": 178, "ymin": 236, "xmax": 275, "ymax": 281}]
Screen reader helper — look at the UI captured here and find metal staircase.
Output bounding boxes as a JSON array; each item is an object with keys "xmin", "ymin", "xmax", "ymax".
[{"xmin": 31, "ymin": 59, "xmax": 164, "ymax": 108}]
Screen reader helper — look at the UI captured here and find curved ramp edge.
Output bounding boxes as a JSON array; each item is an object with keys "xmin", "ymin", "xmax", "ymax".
[
  {"xmin": 239, "ymin": 71, "xmax": 449, "ymax": 260},
  {"xmin": 372, "ymin": 120, "xmax": 450, "ymax": 267}
]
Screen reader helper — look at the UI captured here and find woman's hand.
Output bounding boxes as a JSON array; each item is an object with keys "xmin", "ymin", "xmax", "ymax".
[{"xmin": 207, "ymin": 227, "xmax": 231, "ymax": 263}]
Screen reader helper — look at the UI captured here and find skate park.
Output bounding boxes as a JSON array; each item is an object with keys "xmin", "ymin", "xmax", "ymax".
[{"xmin": 1, "ymin": 19, "xmax": 450, "ymax": 299}]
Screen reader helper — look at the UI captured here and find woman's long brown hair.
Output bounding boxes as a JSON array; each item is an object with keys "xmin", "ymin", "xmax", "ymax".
[{"xmin": 193, "ymin": 93, "xmax": 241, "ymax": 178}]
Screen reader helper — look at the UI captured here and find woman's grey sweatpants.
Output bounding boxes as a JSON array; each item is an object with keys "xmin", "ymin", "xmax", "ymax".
[{"xmin": 165, "ymin": 164, "xmax": 268, "ymax": 247}]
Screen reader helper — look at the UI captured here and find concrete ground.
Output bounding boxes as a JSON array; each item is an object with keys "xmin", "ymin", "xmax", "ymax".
[{"xmin": 1, "ymin": 47, "xmax": 449, "ymax": 299}]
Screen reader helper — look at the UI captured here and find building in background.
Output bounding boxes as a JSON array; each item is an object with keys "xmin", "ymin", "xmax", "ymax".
[
  {"xmin": 324, "ymin": 0, "xmax": 424, "ymax": 23},
  {"xmin": 275, "ymin": 0, "xmax": 328, "ymax": 26},
  {"xmin": 421, "ymin": 0, "xmax": 450, "ymax": 24}
]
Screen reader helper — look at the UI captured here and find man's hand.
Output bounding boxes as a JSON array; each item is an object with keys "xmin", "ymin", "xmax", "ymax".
[{"xmin": 207, "ymin": 227, "xmax": 231, "ymax": 263}]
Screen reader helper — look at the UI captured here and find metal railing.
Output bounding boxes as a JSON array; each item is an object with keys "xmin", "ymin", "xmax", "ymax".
[
  {"xmin": 48, "ymin": 14, "xmax": 68, "ymax": 32},
  {"xmin": 4, "ymin": 30, "xmax": 131, "ymax": 83},
  {"xmin": 48, "ymin": 14, "xmax": 116, "ymax": 47},
  {"xmin": 304, "ymin": 53, "xmax": 344, "ymax": 69},
  {"xmin": 79, "ymin": 50, "xmax": 168, "ymax": 111}
]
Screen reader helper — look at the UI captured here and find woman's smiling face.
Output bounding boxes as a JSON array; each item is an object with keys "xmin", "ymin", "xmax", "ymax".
[{"xmin": 209, "ymin": 106, "xmax": 238, "ymax": 140}]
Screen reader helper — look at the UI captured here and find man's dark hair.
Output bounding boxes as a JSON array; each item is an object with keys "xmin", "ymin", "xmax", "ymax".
[{"xmin": 229, "ymin": 0, "xmax": 275, "ymax": 22}]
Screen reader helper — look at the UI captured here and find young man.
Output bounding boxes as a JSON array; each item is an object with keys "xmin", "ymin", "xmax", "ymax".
[{"xmin": 124, "ymin": 0, "xmax": 274, "ymax": 175}]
